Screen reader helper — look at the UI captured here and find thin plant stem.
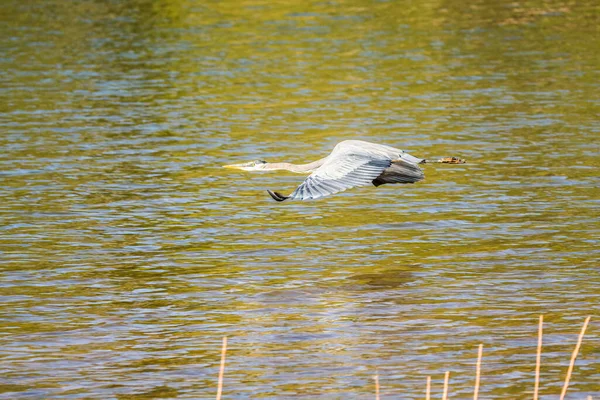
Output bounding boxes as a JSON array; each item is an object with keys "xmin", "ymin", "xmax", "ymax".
[
  {"xmin": 216, "ymin": 336, "xmax": 227, "ymax": 400},
  {"xmin": 426, "ymin": 376, "xmax": 431, "ymax": 400},
  {"xmin": 474, "ymin": 344, "xmax": 483, "ymax": 400},
  {"xmin": 534, "ymin": 315, "xmax": 543, "ymax": 400},
  {"xmin": 559, "ymin": 316, "xmax": 591, "ymax": 400},
  {"xmin": 374, "ymin": 372, "xmax": 380, "ymax": 400},
  {"xmin": 442, "ymin": 371, "xmax": 450, "ymax": 400}
]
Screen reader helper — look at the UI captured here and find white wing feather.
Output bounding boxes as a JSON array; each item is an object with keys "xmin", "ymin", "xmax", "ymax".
[{"xmin": 287, "ymin": 140, "xmax": 414, "ymax": 200}]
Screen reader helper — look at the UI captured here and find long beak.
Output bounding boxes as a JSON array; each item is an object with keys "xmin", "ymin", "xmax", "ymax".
[{"xmin": 222, "ymin": 163, "xmax": 245, "ymax": 170}]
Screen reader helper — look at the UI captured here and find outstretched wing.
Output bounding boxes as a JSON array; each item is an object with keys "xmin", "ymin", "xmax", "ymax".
[
  {"xmin": 287, "ymin": 152, "xmax": 392, "ymax": 201},
  {"xmin": 267, "ymin": 140, "xmax": 425, "ymax": 201}
]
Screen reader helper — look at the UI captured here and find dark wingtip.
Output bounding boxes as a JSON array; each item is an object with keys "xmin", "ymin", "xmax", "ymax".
[{"xmin": 267, "ymin": 190, "xmax": 289, "ymax": 202}]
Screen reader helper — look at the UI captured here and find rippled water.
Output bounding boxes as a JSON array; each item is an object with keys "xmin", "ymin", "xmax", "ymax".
[{"xmin": 1, "ymin": 0, "xmax": 599, "ymax": 398}]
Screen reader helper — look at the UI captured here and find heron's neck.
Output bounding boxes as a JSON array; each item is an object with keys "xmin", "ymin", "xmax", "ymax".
[{"xmin": 266, "ymin": 158, "xmax": 325, "ymax": 174}]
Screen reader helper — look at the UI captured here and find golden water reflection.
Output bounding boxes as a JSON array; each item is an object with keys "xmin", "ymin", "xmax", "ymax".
[{"xmin": 1, "ymin": 0, "xmax": 598, "ymax": 398}]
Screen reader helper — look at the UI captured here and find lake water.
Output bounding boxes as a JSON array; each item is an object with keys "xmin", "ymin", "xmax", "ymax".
[{"xmin": 1, "ymin": 0, "xmax": 599, "ymax": 398}]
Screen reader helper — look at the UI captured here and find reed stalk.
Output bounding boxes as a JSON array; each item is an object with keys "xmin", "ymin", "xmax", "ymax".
[
  {"xmin": 425, "ymin": 376, "xmax": 431, "ymax": 400},
  {"xmin": 442, "ymin": 371, "xmax": 450, "ymax": 400},
  {"xmin": 474, "ymin": 344, "xmax": 483, "ymax": 400},
  {"xmin": 559, "ymin": 316, "xmax": 591, "ymax": 400},
  {"xmin": 534, "ymin": 315, "xmax": 543, "ymax": 400},
  {"xmin": 374, "ymin": 372, "xmax": 380, "ymax": 400},
  {"xmin": 216, "ymin": 336, "xmax": 227, "ymax": 400}
]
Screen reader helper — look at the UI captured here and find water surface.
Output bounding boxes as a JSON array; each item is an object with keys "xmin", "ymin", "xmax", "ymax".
[{"xmin": 1, "ymin": 0, "xmax": 599, "ymax": 398}]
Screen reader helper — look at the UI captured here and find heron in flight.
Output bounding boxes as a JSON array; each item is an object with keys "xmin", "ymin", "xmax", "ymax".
[{"xmin": 223, "ymin": 140, "xmax": 465, "ymax": 202}]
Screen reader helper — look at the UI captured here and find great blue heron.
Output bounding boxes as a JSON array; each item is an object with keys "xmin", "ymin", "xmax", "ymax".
[{"xmin": 223, "ymin": 140, "xmax": 465, "ymax": 202}]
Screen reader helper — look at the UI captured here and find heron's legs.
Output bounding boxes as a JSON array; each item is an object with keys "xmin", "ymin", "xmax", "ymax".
[{"xmin": 422, "ymin": 157, "xmax": 466, "ymax": 164}]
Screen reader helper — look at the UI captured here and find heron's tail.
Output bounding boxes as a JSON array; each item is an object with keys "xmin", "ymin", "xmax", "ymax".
[{"xmin": 267, "ymin": 190, "xmax": 289, "ymax": 202}]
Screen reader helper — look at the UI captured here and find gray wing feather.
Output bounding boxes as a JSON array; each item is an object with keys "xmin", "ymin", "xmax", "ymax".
[
  {"xmin": 288, "ymin": 153, "xmax": 392, "ymax": 200},
  {"xmin": 279, "ymin": 140, "xmax": 424, "ymax": 201}
]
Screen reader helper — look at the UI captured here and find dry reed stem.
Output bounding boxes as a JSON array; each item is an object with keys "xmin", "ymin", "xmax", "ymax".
[
  {"xmin": 425, "ymin": 376, "xmax": 431, "ymax": 400},
  {"xmin": 534, "ymin": 315, "xmax": 543, "ymax": 400},
  {"xmin": 216, "ymin": 336, "xmax": 227, "ymax": 400},
  {"xmin": 474, "ymin": 344, "xmax": 483, "ymax": 400},
  {"xmin": 442, "ymin": 371, "xmax": 450, "ymax": 400},
  {"xmin": 374, "ymin": 372, "xmax": 380, "ymax": 400},
  {"xmin": 559, "ymin": 316, "xmax": 591, "ymax": 400}
]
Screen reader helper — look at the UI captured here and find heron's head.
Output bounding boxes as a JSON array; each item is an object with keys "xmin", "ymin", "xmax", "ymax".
[{"xmin": 223, "ymin": 160, "xmax": 268, "ymax": 171}]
